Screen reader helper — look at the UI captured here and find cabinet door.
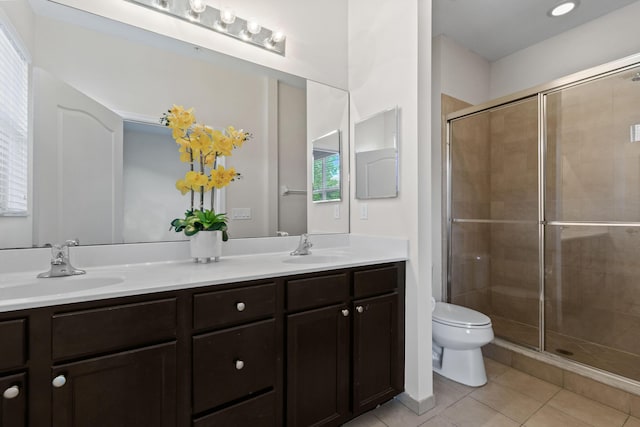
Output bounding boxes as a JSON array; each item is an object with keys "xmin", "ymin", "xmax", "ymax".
[
  {"xmin": 51, "ymin": 342, "xmax": 176, "ymax": 427},
  {"xmin": 352, "ymin": 293, "xmax": 403, "ymax": 414},
  {"xmin": 287, "ymin": 304, "xmax": 349, "ymax": 427},
  {"xmin": 0, "ymin": 373, "xmax": 26, "ymax": 427}
]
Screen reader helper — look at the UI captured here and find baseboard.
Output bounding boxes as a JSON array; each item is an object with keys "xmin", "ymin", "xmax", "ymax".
[{"xmin": 395, "ymin": 392, "xmax": 436, "ymax": 415}]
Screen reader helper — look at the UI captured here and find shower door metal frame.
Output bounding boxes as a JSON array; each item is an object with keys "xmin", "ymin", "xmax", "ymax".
[{"xmin": 445, "ymin": 52, "xmax": 640, "ymax": 355}]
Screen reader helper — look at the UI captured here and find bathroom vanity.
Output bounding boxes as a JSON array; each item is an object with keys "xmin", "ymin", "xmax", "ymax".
[{"xmin": 0, "ymin": 242, "xmax": 405, "ymax": 427}]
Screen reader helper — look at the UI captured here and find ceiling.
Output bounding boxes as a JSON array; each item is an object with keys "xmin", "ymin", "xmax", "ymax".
[{"xmin": 432, "ymin": 0, "xmax": 640, "ymax": 61}]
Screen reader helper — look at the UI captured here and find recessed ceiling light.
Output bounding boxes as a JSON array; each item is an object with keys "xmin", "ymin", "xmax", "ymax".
[{"xmin": 549, "ymin": 1, "xmax": 579, "ymax": 17}]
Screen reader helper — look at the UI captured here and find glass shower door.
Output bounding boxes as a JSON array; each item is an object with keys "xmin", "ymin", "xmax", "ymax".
[
  {"xmin": 544, "ymin": 65, "xmax": 640, "ymax": 380},
  {"xmin": 449, "ymin": 97, "xmax": 540, "ymax": 349}
]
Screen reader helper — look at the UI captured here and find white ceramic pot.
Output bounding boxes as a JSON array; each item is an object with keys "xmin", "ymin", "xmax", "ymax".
[{"xmin": 189, "ymin": 230, "xmax": 222, "ymax": 263}]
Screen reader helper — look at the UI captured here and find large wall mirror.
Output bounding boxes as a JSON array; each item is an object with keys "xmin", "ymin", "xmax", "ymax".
[
  {"xmin": 354, "ymin": 106, "xmax": 399, "ymax": 199},
  {"xmin": 0, "ymin": 0, "xmax": 349, "ymax": 250}
]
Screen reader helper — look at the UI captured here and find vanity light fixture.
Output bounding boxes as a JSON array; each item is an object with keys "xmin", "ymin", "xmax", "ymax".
[
  {"xmin": 548, "ymin": 1, "xmax": 579, "ymax": 17},
  {"xmin": 154, "ymin": 0, "xmax": 170, "ymax": 10},
  {"xmin": 126, "ymin": 0, "xmax": 286, "ymax": 55}
]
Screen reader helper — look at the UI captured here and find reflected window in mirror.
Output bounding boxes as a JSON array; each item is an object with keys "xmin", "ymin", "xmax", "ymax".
[
  {"xmin": 0, "ymin": 17, "xmax": 29, "ymax": 216},
  {"xmin": 312, "ymin": 130, "xmax": 341, "ymax": 202},
  {"xmin": 354, "ymin": 107, "xmax": 399, "ymax": 199}
]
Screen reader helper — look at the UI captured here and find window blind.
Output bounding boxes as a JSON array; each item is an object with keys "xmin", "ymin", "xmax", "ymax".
[{"xmin": 0, "ymin": 20, "xmax": 28, "ymax": 216}]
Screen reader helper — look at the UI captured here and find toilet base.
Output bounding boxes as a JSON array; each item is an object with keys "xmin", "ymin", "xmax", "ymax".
[{"xmin": 433, "ymin": 347, "xmax": 487, "ymax": 387}]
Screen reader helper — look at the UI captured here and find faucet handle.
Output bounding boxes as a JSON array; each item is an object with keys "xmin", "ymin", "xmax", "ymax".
[{"xmin": 62, "ymin": 239, "xmax": 80, "ymax": 248}]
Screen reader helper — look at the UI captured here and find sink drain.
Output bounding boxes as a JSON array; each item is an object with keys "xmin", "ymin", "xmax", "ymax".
[{"xmin": 555, "ymin": 348, "xmax": 574, "ymax": 356}]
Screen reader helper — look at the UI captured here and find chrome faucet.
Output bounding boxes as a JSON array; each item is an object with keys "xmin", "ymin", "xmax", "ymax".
[
  {"xmin": 290, "ymin": 233, "xmax": 313, "ymax": 256},
  {"xmin": 37, "ymin": 240, "xmax": 86, "ymax": 278}
]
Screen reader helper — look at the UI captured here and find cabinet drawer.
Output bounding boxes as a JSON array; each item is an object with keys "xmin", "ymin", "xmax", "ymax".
[
  {"xmin": 0, "ymin": 319, "xmax": 26, "ymax": 370},
  {"xmin": 354, "ymin": 265, "xmax": 398, "ymax": 298},
  {"xmin": 52, "ymin": 298, "xmax": 176, "ymax": 361},
  {"xmin": 287, "ymin": 273, "xmax": 349, "ymax": 311},
  {"xmin": 193, "ymin": 282, "xmax": 276, "ymax": 330},
  {"xmin": 193, "ymin": 319, "xmax": 276, "ymax": 413},
  {"xmin": 193, "ymin": 391, "xmax": 276, "ymax": 427}
]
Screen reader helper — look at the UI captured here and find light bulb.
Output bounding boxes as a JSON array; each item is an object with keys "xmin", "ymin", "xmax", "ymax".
[
  {"xmin": 271, "ymin": 29, "xmax": 285, "ymax": 43},
  {"xmin": 189, "ymin": 0, "xmax": 206, "ymax": 14},
  {"xmin": 220, "ymin": 8, "xmax": 236, "ymax": 25},
  {"xmin": 246, "ymin": 18, "xmax": 261, "ymax": 35},
  {"xmin": 549, "ymin": 1, "xmax": 578, "ymax": 17}
]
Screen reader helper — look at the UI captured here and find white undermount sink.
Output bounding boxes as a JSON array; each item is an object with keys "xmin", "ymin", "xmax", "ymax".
[
  {"xmin": 0, "ymin": 276, "xmax": 125, "ymax": 299},
  {"xmin": 282, "ymin": 254, "xmax": 348, "ymax": 264}
]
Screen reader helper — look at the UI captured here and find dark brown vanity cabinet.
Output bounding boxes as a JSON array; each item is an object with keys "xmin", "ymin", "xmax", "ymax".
[
  {"xmin": 0, "ymin": 261, "xmax": 404, "ymax": 427},
  {"xmin": 192, "ymin": 282, "xmax": 280, "ymax": 427},
  {"xmin": 0, "ymin": 319, "xmax": 27, "ymax": 427},
  {"xmin": 286, "ymin": 264, "xmax": 405, "ymax": 427},
  {"xmin": 49, "ymin": 298, "xmax": 178, "ymax": 427}
]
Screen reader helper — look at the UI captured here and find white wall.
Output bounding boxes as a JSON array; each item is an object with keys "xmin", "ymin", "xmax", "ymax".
[
  {"xmin": 490, "ymin": 1, "xmax": 640, "ymax": 98},
  {"xmin": 349, "ymin": 0, "xmax": 433, "ymax": 411},
  {"xmin": 40, "ymin": 0, "xmax": 348, "ymax": 90},
  {"xmin": 434, "ymin": 35, "xmax": 491, "ymax": 106},
  {"xmin": 0, "ymin": 3, "xmax": 34, "ymax": 249},
  {"xmin": 306, "ymin": 80, "xmax": 350, "ymax": 235}
]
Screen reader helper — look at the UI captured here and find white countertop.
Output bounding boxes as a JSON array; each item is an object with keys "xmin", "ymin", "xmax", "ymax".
[{"xmin": 0, "ymin": 235, "xmax": 408, "ymax": 313}]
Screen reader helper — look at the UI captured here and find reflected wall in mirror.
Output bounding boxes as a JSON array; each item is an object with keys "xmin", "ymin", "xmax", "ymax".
[
  {"xmin": 0, "ymin": 0, "xmax": 349, "ymax": 250},
  {"xmin": 354, "ymin": 106, "xmax": 399, "ymax": 199},
  {"xmin": 312, "ymin": 130, "xmax": 341, "ymax": 203}
]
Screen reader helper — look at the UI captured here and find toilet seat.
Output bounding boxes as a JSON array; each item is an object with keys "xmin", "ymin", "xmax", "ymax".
[{"xmin": 433, "ymin": 302, "xmax": 491, "ymax": 328}]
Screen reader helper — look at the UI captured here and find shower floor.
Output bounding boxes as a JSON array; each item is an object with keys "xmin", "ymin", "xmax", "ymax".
[{"xmin": 491, "ymin": 315, "xmax": 640, "ymax": 382}]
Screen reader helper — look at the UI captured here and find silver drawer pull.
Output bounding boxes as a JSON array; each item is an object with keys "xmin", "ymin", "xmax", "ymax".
[
  {"xmin": 3, "ymin": 385, "xmax": 19, "ymax": 399},
  {"xmin": 52, "ymin": 375, "xmax": 67, "ymax": 388},
  {"xmin": 235, "ymin": 359, "xmax": 245, "ymax": 370},
  {"xmin": 341, "ymin": 309, "xmax": 349, "ymax": 317},
  {"xmin": 236, "ymin": 302, "xmax": 246, "ymax": 312},
  {"xmin": 356, "ymin": 306, "xmax": 364, "ymax": 314}
]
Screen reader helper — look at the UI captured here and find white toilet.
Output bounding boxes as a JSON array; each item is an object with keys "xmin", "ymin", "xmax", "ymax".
[{"xmin": 431, "ymin": 298, "xmax": 494, "ymax": 387}]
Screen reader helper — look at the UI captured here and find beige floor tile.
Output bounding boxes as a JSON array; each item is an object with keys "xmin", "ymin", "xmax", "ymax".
[
  {"xmin": 440, "ymin": 396, "xmax": 519, "ymax": 427},
  {"xmin": 470, "ymin": 381, "xmax": 544, "ymax": 423},
  {"xmin": 548, "ymin": 390, "xmax": 628, "ymax": 427},
  {"xmin": 624, "ymin": 416, "xmax": 640, "ymax": 427},
  {"xmin": 433, "ymin": 373, "xmax": 476, "ymax": 397},
  {"xmin": 493, "ymin": 368, "xmax": 561, "ymax": 402},
  {"xmin": 524, "ymin": 405, "xmax": 592, "ymax": 427},
  {"xmin": 372, "ymin": 398, "xmax": 436, "ymax": 427},
  {"xmin": 418, "ymin": 415, "xmax": 458, "ymax": 427},
  {"xmin": 343, "ymin": 411, "xmax": 387, "ymax": 427},
  {"xmin": 484, "ymin": 357, "xmax": 510, "ymax": 380}
]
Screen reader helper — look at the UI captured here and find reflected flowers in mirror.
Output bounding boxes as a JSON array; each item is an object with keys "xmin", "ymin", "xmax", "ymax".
[{"xmin": 160, "ymin": 105, "xmax": 252, "ymax": 240}]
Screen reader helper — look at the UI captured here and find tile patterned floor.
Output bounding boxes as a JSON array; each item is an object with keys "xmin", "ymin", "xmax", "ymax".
[{"xmin": 343, "ymin": 358, "xmax": 640, "ymax": 427}]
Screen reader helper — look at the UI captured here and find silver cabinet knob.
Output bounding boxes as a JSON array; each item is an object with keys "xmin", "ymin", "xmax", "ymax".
[
  {"xmin": 235, "ymin": 360, "xmax": 245, "ymax": 370},
  {"xmin": 3, "ymin": 385, "xmax": 19, "ymax": 399},
  {"xmin": 52, "ymin": 375, "xmax": 67, "ymax": 388},
  {"xmin": 236, "ymin": 302, "xmax": 246, "ymax": 312},
  {"xmin": 356, "ymin": 306, "xmax": 364, "ymax": 314},
  {"xmin": 341, "ymin": 309, "xmax": 349, "ymax": 317}
]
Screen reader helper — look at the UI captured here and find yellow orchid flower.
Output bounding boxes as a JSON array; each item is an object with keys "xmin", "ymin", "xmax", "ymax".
[{"xmin": 175, "ymin": 179, "xmax": 190, "ymax": 195}]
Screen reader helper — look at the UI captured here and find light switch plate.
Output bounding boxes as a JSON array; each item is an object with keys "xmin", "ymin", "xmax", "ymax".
[
  {"xmin": 360, "ymin": 203, "xmax": 368, "ymax": 220},
  {"xmin": 231, "ymin": 208, "xmax": 252, "ymax": 220}
]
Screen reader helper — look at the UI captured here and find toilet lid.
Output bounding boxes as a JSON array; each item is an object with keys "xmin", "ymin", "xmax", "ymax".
[{"xmin": 433, "ymin": 302, "xmax": 491, "ymax": 327}]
